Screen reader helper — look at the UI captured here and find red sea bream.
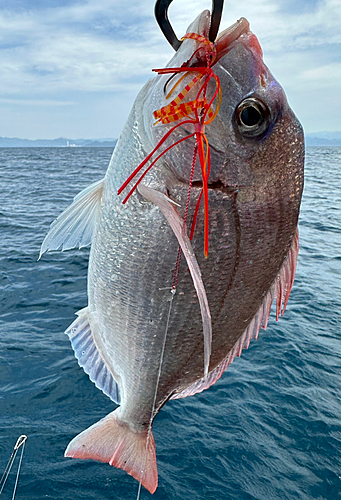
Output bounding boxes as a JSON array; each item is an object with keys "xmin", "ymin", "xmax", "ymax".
[{"xmin": 40, "ymin": 10, "xmax": 304, "ymax": 494}]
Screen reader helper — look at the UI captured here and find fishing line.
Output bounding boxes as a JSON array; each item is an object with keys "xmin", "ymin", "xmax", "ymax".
[
  {"xmin": 136, "ymin": 288, "xmax": 175, "ymax": 500},
  {"xmin": 135, "ymin": 34, "xmax": 217, "ymax": 499},
  {"xmin": 172, "ymin": 145, "xmax": 198, "ymax": 291},
  {"xmin": 0, "ymin": 435, "xmax": 27, "ymax": 499}
]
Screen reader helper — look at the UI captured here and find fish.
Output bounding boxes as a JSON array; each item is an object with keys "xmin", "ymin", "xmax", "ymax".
[{"xmin": 40, "ymin": 9, "xmax": 304, "ymax": 495}]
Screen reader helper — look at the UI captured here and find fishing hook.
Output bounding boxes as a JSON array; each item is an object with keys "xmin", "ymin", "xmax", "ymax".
[{"xmin": 155, "ymin": 0, "xmax": 224, "ymax": 49}]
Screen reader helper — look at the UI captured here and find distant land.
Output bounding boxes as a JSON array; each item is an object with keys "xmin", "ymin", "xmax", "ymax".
[
  {"xmin": 0, "ymin": 137, "xmax": 117, "ymax": 147},
  {"xmin": 0, "ymin": 132, "xmax": 340, "ymax": 147},
  {"xmin": 305, "ymin": 131, "xmax": 341, "ymax": 146}
]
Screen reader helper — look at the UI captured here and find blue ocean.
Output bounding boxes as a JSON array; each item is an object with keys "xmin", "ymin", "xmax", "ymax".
[{"xmin": 0, "ymin": 146, "xmax": 340, "ymax": 500}]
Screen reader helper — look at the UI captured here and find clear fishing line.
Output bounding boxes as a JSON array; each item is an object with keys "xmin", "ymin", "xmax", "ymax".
[
  {"xmin": 136, "ymin": 288, "xmax": 176, "ymax": 500},
  {"xmin": 0, "ymin": 435, "xmax": 27, "ymax": 499}
]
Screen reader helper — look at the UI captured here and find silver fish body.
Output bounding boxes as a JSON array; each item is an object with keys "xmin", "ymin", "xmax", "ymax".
[{"xmin": 41, "ymin": 10, "xmax": 304, "ymax": 494}]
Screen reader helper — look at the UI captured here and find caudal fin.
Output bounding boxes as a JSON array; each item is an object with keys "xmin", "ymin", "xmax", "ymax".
[{"xmin": 65, "ymin": 409, "xmax": 158, "ymax": 493}]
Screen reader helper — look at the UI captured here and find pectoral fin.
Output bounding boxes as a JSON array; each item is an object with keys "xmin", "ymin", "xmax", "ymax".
[
  {"xmin": 138, "ymin": 184, "xmax": 212, "ymax": 378},
  {"xmin": 39, "ymin": 178, "xmax": 104, "ymax": 258}
]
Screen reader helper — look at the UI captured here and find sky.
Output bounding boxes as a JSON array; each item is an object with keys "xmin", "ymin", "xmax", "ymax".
[{"xmin": 0, "ymin": 0, "xmax": 340, "ymax": 139}]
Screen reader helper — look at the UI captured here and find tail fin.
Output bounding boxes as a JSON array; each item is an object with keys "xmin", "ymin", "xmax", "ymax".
[{"xmin": 65, "ymin": 409, "xmax": 158, "ymax": 494}]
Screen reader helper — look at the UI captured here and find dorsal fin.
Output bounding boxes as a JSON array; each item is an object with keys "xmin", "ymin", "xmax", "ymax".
[{"xmin": 172, "ymin": 227, "xmax": 299, "ymax": 400}]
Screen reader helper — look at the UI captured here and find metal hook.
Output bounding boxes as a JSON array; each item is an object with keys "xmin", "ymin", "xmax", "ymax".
[
  {"xmin": 155, "ymin": 0, "xmax": 224, "ymax": 50},
  {"xmin": 209, "ymin": 0, "xmax": 224, "ymax": 43},
  {"xmin": 155, "ymin": 0, "xmax": 181, "ymax": 50}
]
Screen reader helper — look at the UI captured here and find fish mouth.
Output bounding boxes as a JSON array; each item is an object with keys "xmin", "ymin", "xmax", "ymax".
[{"xmin": 214, "ymin": 17, "xmax": 263, "ymax": 62}]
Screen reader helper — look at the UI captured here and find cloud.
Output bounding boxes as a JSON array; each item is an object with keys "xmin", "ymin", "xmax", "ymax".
[
  {"xmin": 0, "ymin": 1, "xmax": 170, "ymax": 95},
  {"xmin": 299, "ymin": 62, "xmax": 341, "ymax": 90},
  {"xmin": 0, "ymin": 97, "xmax": 76, "ymax": 105},
  {"xmin": 0, "ymin": 0, "xmax": 340, "ymax": 136},
  {"xmin": 1, "ymin": 0, "xmax": 340, "ymax": 94}
]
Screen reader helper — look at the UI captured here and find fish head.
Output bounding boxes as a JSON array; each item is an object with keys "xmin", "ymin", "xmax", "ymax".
[{"xmin": 143, "ymin": 10, "xmax": 304, "ymax": 212}]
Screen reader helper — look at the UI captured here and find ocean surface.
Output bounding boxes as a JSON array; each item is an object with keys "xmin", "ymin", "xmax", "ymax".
[{"xmin": 0, "ymin": 146, "xmax": 340, "ymax": 500}]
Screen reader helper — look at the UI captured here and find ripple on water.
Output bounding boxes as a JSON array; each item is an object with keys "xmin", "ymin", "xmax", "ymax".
[{"xmin": 0, "ymin": 147, "xmax": 340, "ymax": 500}]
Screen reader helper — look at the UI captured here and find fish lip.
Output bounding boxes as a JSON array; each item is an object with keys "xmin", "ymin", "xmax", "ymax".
[
  {"xmin": 214, "ymin": 17, "xmax": 262, "ymax": 62},
  {"xmin": 180, "ymin": 17, "xmax": 253, "ymax": 69},
  {"xmin": 216, "ymin": 17, "xmax": 250, "ymax": 44},
  {"xmin": 215, "ymin": 17, "xmax": 249, "ymax": 50}
]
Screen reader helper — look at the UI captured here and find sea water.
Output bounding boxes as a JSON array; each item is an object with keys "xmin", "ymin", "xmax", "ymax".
[{"xmin": 0, "ymin": 147, "xmax": 340, "ymax": 500}]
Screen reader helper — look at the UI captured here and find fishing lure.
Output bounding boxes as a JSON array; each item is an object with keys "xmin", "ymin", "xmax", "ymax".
[{"xmin": 117, "ymin": 32, "xmax": 222, "ymax": 259}]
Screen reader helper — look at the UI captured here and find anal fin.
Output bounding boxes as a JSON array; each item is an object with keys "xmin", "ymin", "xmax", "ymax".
[{"xmin": 66, "ymin": 307, "xmax": 120, "ymax": 404}]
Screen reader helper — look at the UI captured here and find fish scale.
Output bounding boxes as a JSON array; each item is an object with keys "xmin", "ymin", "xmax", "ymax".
[{"xmin": 40, "ymin": 9, "xmax": 304, "ymax": 495}]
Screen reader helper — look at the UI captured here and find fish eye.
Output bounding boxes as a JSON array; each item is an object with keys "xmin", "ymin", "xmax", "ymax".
[{"xmin": 234, "ymin": 97, "xmax": 271, "ymax": 138}]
